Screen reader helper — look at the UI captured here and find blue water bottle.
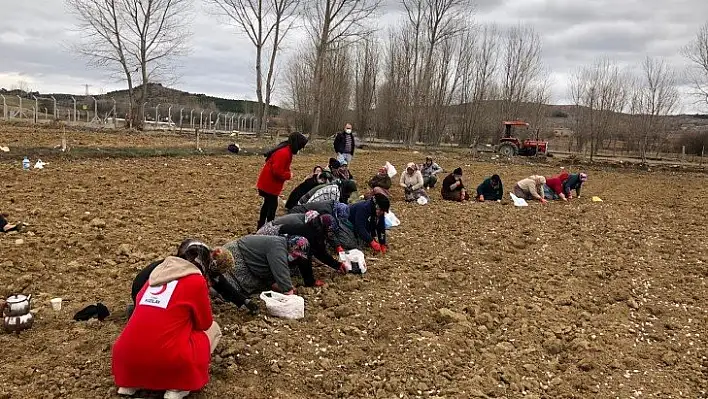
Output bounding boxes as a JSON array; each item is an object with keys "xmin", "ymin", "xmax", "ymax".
[{"xmin": 22, "ymin": 156, "xmax": 30, "ymax": 171}]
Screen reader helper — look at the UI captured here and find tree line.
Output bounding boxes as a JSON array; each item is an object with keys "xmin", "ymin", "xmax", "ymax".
[{"xmin": 66, "ymin": 0, "xmax": 708, "ymax": 159}]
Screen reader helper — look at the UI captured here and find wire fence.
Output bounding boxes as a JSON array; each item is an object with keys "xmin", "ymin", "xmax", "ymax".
[{"xmin": 0, "ymin": 94, "xmax": 260, "ymax": 134}]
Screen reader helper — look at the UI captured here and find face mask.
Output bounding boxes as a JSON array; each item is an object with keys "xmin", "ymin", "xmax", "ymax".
[{"xmin": 345, "ymin": 129, "xmax": 352, "ymax": 134}]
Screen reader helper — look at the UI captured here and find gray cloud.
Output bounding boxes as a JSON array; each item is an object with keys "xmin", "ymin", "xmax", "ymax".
[{"xmin": 1, "ymin": 0, "xmax": 707, "ymax": 112}]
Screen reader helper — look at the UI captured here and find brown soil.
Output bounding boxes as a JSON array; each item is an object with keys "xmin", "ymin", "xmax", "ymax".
[{"xmin": 1, "ymin": 126, "xmax": 707, "ymax": 398}]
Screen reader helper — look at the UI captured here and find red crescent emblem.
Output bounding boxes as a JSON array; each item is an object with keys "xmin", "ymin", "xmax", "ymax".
[{"xmin": 149, "ymin": 285, "xmax": 167, "ymax": 295}]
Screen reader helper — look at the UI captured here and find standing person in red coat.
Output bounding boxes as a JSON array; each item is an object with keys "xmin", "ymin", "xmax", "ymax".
[
  {"xmin": 112, "ymin": 241, "xmax": 221, "ymax": 399},
  {"xmin": 257, "ymin": 132, "xmax": 309, "ymax": 228}
]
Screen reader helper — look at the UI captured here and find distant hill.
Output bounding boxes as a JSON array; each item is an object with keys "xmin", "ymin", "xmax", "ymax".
[{"xmin": 0, "ymin": 83, "xmax": 280, "ymax": 116}]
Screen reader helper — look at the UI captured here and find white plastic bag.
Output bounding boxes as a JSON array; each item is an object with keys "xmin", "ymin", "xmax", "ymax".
[
  {"xmin": 384, "ymin": 211, "xmax": 400, "ymax": 229},
  {"xmin": 385, "ymin": 161, "xmax": 397, "ymax": 178},
  {"xmin": 509, "ymin": 192, "xmax": 528, "ymax": 207},
  {"xmin": 338, "ymin": 249, "xmax": 367, "ymax": 274},
  {"xmin": 259, "ymin": 291, "xmax": 305, "ymax": 319},
  {"xmin": 34, "ymin": 159, "xmax": 46, "ymax": 169},
  {"xmin": 416, "ymin": 196, "xmax": 428, "ymax": 205}
]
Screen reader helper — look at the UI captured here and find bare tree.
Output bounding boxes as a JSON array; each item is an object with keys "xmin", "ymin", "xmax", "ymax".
[
  {"xmin": 305, "ymin": 0, "xmax": 381, "ymax": 137},
  {"xmin": 66, "ymin": 0, "xmax": 192, "ymax": 128},
  {"xmin": 285, "ymin": 42, "xmax": 352, "ymax": 136},
  {"xmin": 568, "ymin": 58, "xmax": 629, "ymax": 159},
  {"xmin": 682, "ymin": 22, "xmax": 708, "ymax": 109},
  {"xmin": 633, "ymin": 57, "xmax": 679, "ymax": 162},
  {"xmin": 455, "ymin": 23, "xmax": 500, "ymax": 145},
  {"xmin": 353, "ymin": 35, "xmax": 379, "ymax": 140},
  {"xmin": 401, "ymin": 0, "xmax": 473, "ymax": 145},
  {"xmin": 500, "ymin": 24, "xmax": 543, "ymax": 123},
  {"xmin": 209, "ymin": 0, "xmax": 300, "ymax": 135}
]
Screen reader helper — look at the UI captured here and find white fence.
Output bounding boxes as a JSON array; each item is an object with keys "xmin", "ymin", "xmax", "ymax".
[{"xmin": 0, "ymin": 94, "xmax": 260, "ymax": 133}]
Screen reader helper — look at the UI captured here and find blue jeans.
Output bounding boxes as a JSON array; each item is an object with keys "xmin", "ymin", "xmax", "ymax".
[{"xmin": 337, "ymin": 153, "xmax": 353, "ymax": 165}]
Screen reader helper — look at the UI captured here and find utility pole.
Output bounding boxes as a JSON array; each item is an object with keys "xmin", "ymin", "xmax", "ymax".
[{"xmin": 84, "ymin": 84, "xmax": 91, "ymax": 96}]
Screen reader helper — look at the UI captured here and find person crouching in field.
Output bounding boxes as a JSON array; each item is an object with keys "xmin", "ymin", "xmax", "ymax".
[
  {"xmin": 349, "ymin": 194, "xmax": 390, "ymax": 253},
  {"xmin": 298, "ymin": 179, "xmax": 358, "ymax": 205},
  {"xmin": 256, "ymin": 132, "xmax": 308, "ymax": 228},
  {"xmin": 420, "ymin": 156, "xmax": 443, "ymax": 189},
  {"xmin": 365, "ymin": 164, "xmax": 392, "ymax": 199},
  {"xmin": 284, "ymin": 169, "xmax": 334, "ymax": 211},
  {"xmin": 287, "ymin": 200, "xmax": 359, "ymax": 251},
  {"xmin": 257, "ymin": 211, "xmax": 346, "ymax": 284},
  {"xmin": 563, "ymin": 172, "xmax": 588, "ymax": 199},
  {"xmin": 400, "ymin": 162, "xmax": 428, "ymax": 202},
  {"xmin": 113, "ymin": 240, "xmax": 222, "ymax": 399},
  {"xmin": 441, "ymin": 168, "xmax": 470, "ymax": 201},
  {"xmin": 130, "ymin": 240, "xmax": 258, "ymax": 316},
  {"xmin": 220, "ymin": 235, "xmax": 309, "ymax": 296},
  {"xmin": 514, "ymin": 175, "xmax": 547, "ymax": 203},
  {"xmin": 543, "ymin": 171, "xmax": 570, "ymax": 201},
  {"xmin": 476, "ymin": 174, "xmax": 503, "ymax": 202}
]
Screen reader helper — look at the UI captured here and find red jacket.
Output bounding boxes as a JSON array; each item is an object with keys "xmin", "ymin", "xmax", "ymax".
[
  {"xmin": 257, "ymin": 146, "xmax": 293, "ymax": 195},
  {"xmin": 112, "ymin": 257, "xmax": 213, "ymax": 391},
  {"xmin": 546, "ymin": 172, "xmax": 569, "ymax": 195}
]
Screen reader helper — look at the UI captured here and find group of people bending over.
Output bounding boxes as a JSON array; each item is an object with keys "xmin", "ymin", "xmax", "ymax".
[
  {"xmin": 113, "ymin": 193, "xmax": 391, "ymax": 398},
  {"xmin": 371, "ymin": 156, "xmax": 588, "ymax": 205},
  {"xmin": 512, "ymin": 170, "xmax": 589, "ymax": 203}
]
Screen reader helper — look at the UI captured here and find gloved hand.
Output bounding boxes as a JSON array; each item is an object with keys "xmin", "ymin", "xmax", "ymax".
[
  {"xmin": 336, "ymin": 246, "xmax": 344, "ymax": 253},
  {"xmin": 381, "ymin": 244, "xmax": 388, "ymax": 254},
  {"xmin": 314, "ymin": 279, "xmax": 326, "ymax": 287},
  {"xmin": 540, "ymin": 198, "xmax": 548, "ymax": 204},
  {"xmin": 370, "ymin": 240, "xmax": 382, "ymax": 252},
  {"xmin": 284, "ymin": 289, "xmax": 295, "ymax": 295},
  {"xmin": 338, "ymin": 263, "xmax": 348, "ymax": 274}
]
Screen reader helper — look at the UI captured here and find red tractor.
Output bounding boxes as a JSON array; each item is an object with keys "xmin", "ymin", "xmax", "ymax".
[{"xmin": 497, "ymin": 120, "xmax": 550, "ymax": 157}]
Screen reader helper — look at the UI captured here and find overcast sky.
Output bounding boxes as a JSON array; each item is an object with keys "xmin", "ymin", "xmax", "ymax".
[{"xmin": 1, "ymin": 0, "xmax": 707, "ymax": 113}]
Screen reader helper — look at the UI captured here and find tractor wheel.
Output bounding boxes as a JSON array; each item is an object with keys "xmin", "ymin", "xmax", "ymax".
[{"xmin": 498, "ymin": 143, "xmax": 517, "ymax": 157}]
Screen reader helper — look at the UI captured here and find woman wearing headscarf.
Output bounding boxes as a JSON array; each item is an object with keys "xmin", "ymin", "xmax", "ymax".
[
  {"xmin": 349, "ymin": 194, "xmax": 390, "ymax": 253},
  {"xmin": 563, "ymin": 172, "xmax": 588, "ymax": 199},
  {"xmin": 286, "ymin": 200, "xmax": 358, "ymax": 251},
  {"xmin": 399, "ymin": 162, "xmax": 428, "ymax": 202},
  {"xmin": 256, "ymin": 132, "xmax": 308, "ymax": 228},
  {"xmin": 365, "ymin": 164, "xmax": 392, "ymax": 199},
  {"xmin": 257, "ymin": 211, "xmax": 346, "ymax": 285},
  {"xmin": 420, "ymin": 156, "xmax": 443, "ymax": 189},
  {"xmin": 543, "ymin": 171, "xmax": 570, "ymax": 201},
  {"xmin": 335, "ymin": 159, "xmax": 354, "ymax": 181},
  {"xmin": 113, "ymin": 240, "xmax": 222, "ymax": 399},
  {"xmin": 220, "ymin": 235, "xmax": 309, "ymax": 297},
  {"xmin": 284, "ymin": 169, "xmax": 334, "ymax": 211},
  {"xmin": 514, "ymin": 175, "xmax": 547, "ymax": 203},
  {"xmin": 441, "ymin": 167, "xmax": 470, "ymax": 201},
  {"xmin": 476, "ymin": 174, "xmax": 504, "ymax": 202}
]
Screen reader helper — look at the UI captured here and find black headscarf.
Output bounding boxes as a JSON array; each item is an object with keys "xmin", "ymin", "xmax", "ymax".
[
  {"xmin": 263, "ymin": 132, "xmax": 308, "ymax": 159},
  {"xmin": 491, "ymin": 174, "xmax": 501, "ymax": 186}
]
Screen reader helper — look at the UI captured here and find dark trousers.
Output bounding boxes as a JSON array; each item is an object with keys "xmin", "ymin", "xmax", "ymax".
[{"xmin": 257, "ymin": 189, "xmax": 279, "ymax": 229}]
